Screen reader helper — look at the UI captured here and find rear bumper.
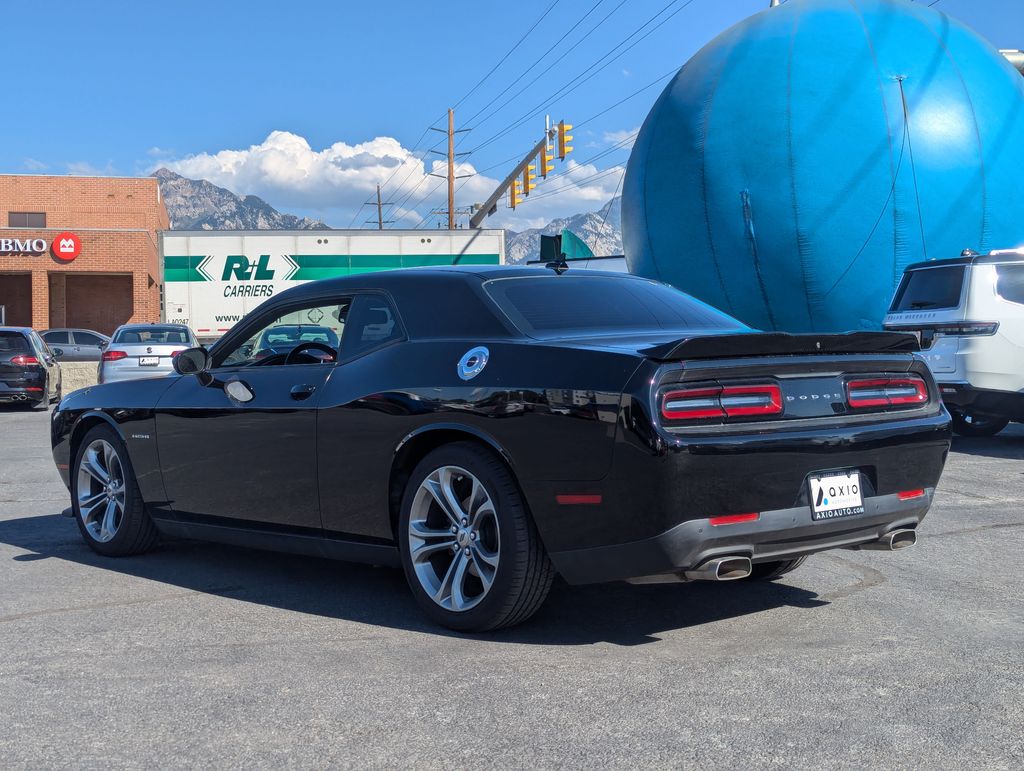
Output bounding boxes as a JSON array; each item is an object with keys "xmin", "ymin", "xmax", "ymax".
[
  {"xmin": 98, "ymin": 366, "xmax": 174, "ymax": 384},
  {"xmin": 0, "ymin": 380, "xmax": 45, "ymax": 402},
  {"xmin": 550, "ymin": 491, "xmax": 931, "ymax": 585},
  {"xmin": 934, "ymin": 381, "xmax": 1024, "ymax": 419}
]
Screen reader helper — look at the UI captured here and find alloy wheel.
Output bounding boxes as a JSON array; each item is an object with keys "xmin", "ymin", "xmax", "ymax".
[
  {"xmin": 408, "ymin": 465, "xmax": 500, "ymax": 612},
  {"xmin": 77, "ymin": 439, "xmax": 126, "ymax": 543}
]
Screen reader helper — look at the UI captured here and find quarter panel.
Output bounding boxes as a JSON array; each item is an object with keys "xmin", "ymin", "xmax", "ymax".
[{"xmin": 316, "ymin": 340, "xmax": 640, "ymax": 541}]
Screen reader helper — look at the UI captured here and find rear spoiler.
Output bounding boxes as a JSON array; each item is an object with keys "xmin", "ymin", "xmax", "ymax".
[{"xmin": 640, "ymin": 331, "xmax": 920, "ymax": 361}]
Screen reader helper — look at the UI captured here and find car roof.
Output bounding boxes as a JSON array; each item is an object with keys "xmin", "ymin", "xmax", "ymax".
[
  {"xmin": 0, "ymin": 327, "xmax": 32, "ymax": 335},
  {"xmin": 905, "ymin": 249, "xmax": 1024, "ymax": 271},
  {"xmin": 115, "ymin": 323, "xmax": 190, "ymax": 330},
  {"xmin": 277, "ymin": 264, "xmax": 645, "ymax": 298}
]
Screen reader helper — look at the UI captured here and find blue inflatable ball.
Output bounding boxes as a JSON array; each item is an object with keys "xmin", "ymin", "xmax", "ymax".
[{"xmin": 622, "ymin": 0, "xmax": 1024, "ymax": 332}]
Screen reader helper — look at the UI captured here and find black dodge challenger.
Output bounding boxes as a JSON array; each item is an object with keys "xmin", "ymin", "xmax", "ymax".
[{"xmin": 51, "ymin": 266, "xmax": 951, "ymax": 631}]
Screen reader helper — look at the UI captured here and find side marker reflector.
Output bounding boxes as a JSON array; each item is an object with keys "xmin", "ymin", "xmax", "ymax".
[
  {"xmin": 897, "ymin": 489, "xmax": 925, "ymax": 500},
  {"xmin": 556, "ymin": 494, "xmax": 602, "ymax": 505},
  {"xmin": 709, "ymin": 512, "xmax": 760, "ymax": 526}
]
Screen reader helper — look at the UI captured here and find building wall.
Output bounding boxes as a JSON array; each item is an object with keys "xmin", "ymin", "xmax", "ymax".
[
  {"xmin": 0, "ymin": 175, "xmax": 167, "ymax": 333},
  {"xmin": 0, "ymin": 175, "xmax": 168, "ymax": 233}
]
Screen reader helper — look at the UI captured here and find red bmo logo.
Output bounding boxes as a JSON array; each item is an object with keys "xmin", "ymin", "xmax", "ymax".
[{"xmin": 52, "ymin": 232, "xmax": 82, "ymax": 261}]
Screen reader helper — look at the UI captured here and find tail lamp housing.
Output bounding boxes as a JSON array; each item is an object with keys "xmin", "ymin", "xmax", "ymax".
[
  {"xmin": 101, "ymin": 350, "xmax": 128, "ymax": 362},
  {"xmin": 846, "ymin": 376, "xmax": 928, "ymax": 409},
  {"xmin": 10, "ymin": 355, "xmax": 39, "ymax": 366},
  {"xmin": 661, "ymin": 383, "xmax": 782, "ymax": 423}
]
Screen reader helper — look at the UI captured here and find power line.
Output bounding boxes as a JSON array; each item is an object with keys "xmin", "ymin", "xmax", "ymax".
[
  {"xmin": 462, "ymin": 0, "xmax": 625, "ymax": 129},
  {"xmin": 452, "ymin": 0, "xmax": 563, "ymax": 110},
  {"xmin": 468, "ymin": 0, "xmax": 700, "ymax": 156}
]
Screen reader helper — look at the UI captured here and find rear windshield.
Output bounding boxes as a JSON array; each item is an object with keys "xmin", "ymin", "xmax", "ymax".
[
  {"xmin": 0, "ymin": 332, "xmax": 30, "ymax": 353},
  {"xmin": 113, "ymin": 326, "xmax": 191, "ymax": 344},
  {"xmin": 890, "ymin": 266, "xmax": 966, "ymax": 311},
  {"xmin": 483, "ymin": 275, "xmax": 745, "ymax": 339}
]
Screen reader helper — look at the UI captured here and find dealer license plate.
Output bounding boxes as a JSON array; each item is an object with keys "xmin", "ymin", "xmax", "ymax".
[
  {"xmin": 139, "ymin": 356, "xmax": 159, "ymax": 366},
  {"xmin": 809, "ymin": 471, "xmax": 864, "ymax": 521}
]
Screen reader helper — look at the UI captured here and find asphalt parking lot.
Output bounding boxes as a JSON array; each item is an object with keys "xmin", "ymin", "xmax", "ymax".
[{"xmin": 0, "ymin": 405, "xmax": 1021, "ymax": 768}]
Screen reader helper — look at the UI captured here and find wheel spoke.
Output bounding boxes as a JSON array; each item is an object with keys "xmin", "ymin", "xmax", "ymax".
[
  {"xmin": 99, "ymin": 500, "xmax": 118, "ymax": 541},
  {"xmin": 472, "ymin": 544, "xmax": 499, "ymax": 568},
  {"xmin": 469, "ymin": 550, "xmax": 496, "ymax": 593},
  {"xmin": 449, "ymin": 552, "xmax": 472, "ymax": 610},
  {"xmin": 411, "ymin": 537, "xmax": 458, "ymax": 562},
  {"xmin": 78, "ymin": 490, "xmax": 106, "ymax": 518},
  {"xmin": 433, "ymin": 551, "xmax": 464, "ymax": 605},
  {"xmin": 471, "ymin": 501, "xmax": 495, "ymax": 529},
  {"xmin": 424, "ymin": 477, "xmax": 462, "ymax": 527},
  {"xmin": 81, "ymin": 448, "xmax": 109, "ymax": 485}
]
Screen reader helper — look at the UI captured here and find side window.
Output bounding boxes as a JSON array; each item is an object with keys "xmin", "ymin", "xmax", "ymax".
[
  {"xmin": 44, "ymin": 331, "xmax": 70, "ymax": 345},
  {"xmin": 995, "ymin": 265, "xmax": 1024, "ymax": 305},
  {"xmin": 339, "ymin": 294, "xmax": 404, "ymax": 361},
  {"xmin": 29, "ymin": 332, "xmax": 50, "ymax": 356},
  {"xmin": 74, "ymin": 332, "xmax": 104, "ymax": 346},
  {"xmin": 217, "ymin": 300, "xmax": 349, "ymax": 368}
]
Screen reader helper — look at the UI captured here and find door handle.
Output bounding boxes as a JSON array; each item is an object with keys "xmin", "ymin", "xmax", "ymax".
[{"xmin": 290, "ymin": 384, "xmax": 317, "ymax": 400}]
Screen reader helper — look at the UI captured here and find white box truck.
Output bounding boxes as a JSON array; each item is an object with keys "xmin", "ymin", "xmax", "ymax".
[{"xmin": 161, "ymin": 229, "xmax": 505, "ymax": 342}]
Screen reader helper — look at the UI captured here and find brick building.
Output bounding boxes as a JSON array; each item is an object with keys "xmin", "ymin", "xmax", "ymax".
[{"xmin": 0, "ymin": 175, "xmax": 168, "ymax": 334}]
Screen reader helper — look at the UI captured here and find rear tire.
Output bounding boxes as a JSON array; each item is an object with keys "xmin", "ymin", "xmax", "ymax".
[
  {"xmin": 398, "ymin": 442, "xmax": 554, "ymax": 632},
  {"xmin": 951, "ymin": 410, "xmax": 1008, "ymax": 437},
  {"xmin": 747, "ymin": 556, "xmax": 807, "ymax": 581},
  {"xmin": 72, "ymin": 425, "xmax": 159, "ymax": 557}
]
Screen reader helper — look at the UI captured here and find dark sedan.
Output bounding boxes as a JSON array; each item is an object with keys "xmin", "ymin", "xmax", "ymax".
[
  {"xmin": 50, "ymin": 267, "xmax": 950, "ymax": 631},
  {"xmin": 0, "ymin": 327, "xmax": 62, "ymax": 409}
]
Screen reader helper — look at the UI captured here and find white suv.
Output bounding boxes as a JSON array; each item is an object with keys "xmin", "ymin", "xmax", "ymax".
[{"xmin": 884, "ymin": 249, "xmax": 1024, "ymax": 436}]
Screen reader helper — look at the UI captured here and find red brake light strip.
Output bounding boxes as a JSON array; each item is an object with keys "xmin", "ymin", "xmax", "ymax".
[
  {"xmin": 662, "ymin": 384, "xmax": 782, "ymax": 422},
  {"xmin": 847, "ymin": 377, "xmax": 927, "ymax": 409}
]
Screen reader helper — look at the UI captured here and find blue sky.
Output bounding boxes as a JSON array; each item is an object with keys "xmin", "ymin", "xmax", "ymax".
[{"xmin": 2, "ymin": 0, "xmax": 1020, "ymax": 229}]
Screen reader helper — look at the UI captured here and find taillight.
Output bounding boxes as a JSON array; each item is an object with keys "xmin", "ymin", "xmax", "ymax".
[
  {"xmin": 170, "ymin": 350, "xmax": 185, "ymax": 358},
  {"xmin": 846, "ymin": 376, "xmax": 928, "ymax": 409},
  {"xmin": 101, "ymin": 350, "xmax": 127, "ymax": 362},
  {"xmin": 662, "ymin": 383, "xmax": 782, "ymax": 422},
  {"xmin": 10, "ymin": 355, "xmax": 39, "ymax": 366},
  {"xmin": 933, "ymin": 322, "xmax": 998, "ymax": 336}
]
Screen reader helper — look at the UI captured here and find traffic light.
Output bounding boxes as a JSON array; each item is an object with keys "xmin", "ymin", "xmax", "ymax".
[
  {"xmin": 510, "ymin": 179, "xmax": 523, "ymax": 209},
  {"xmin": 558, "ymin": 120, "xmax": 573, "ymax": 160},
  {"xmin": 540, "ymin": 145, "xmax": 555, "ymax": 177},
  {"xmin": 523, "ymin": 164, "xmax": 537, "ymax": 196}
]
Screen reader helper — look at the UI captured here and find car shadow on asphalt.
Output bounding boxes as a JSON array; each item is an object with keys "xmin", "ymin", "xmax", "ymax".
[
  {"xmin": 0, "ymin": 513, "xmax": 828, "ymax": 646},
  {"xmin": 950, "ymin": 430, "xmax": 1024, "ymax": 461}
]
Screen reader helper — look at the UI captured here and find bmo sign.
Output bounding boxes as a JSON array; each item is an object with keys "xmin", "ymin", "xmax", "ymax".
[
  {"xmin": 0, "ymin": 231, "xmax": 82, "ymax": 262},
  {"xmin": 51, "ymin": 232, "xmax": 82, "ymax": 261}
]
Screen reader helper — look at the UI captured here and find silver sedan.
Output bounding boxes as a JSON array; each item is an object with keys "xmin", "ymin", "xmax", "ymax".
[{"xmin": 98, "ymin": 324, "xmax": 198, "ymax": 384}]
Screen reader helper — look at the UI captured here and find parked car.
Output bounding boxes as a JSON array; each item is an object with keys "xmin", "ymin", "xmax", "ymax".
[
  {"xmin": 0, "ymin": 327, "xmax": 62, "ymax": 409},
  {"xmin": 97, "ymin": 323, "xmax": 197, "ymax": 384},
  {"xmin": 41, "ymin": 328, "xmax": 110, "ymax": 362},
  {"xmin": 51, "ymin": 267, "xmax": 950, "ymax": 631},
  {"xmin": 884, "ymin": 248, "xmax": 1024, "ymax": 436}
]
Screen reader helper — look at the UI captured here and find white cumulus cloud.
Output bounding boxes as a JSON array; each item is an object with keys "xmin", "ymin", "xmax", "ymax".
[{"xmin": 156, "ymin": 130, "xmax": 622, "ymax": 230}]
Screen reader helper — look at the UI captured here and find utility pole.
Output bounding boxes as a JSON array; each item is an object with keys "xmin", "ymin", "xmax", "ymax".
[
  {"xmin": 430, "ymin": 108, "xmax": 471, "ymax": 230},
  {"xmin": 364, "ymin": 184, "xmax": 394, "ymax": 229}
]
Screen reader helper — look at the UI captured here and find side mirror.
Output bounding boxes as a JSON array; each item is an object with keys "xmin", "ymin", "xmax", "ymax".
[
  {"xmin": 173, "ymin": 347, "xmax": 210, "ymax": 376},
  {"xmin": 98, "ymin": 340, "xmax": 108, "ymax": 349},
  {"xmin": 51, "ymin": 347, "xmax": 64, "ymax": 358}
]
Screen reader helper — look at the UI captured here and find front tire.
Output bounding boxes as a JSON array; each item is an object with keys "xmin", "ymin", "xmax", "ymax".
[
  {"xmin": 950, "ymin": 410, "xmax": 1008, "ymax": 437},
  {"xmin": 398, "ymin": 442, "xmax": 554, "ymax": 632},
  {"xmin": 72, "ymin": 425, "xmax": 158, "ymax": 556}
]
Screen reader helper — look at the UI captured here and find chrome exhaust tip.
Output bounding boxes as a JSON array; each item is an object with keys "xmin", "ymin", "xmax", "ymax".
[
  {"xmin": 683, "ymin": 555, "xmax": 752, "ymax": 581},
  {"xmin": 857, "ymin": 528, "xmax": 917, "ymax": 551}
]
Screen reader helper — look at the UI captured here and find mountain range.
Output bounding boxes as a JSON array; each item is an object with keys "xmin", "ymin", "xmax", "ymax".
[
  {"xmin": 152, "ymin": 169, "xmax": 622, "ymax": 261},
  {"xmin": 153, "ymin": 168, "xmax": 328, "ymax": 231}
]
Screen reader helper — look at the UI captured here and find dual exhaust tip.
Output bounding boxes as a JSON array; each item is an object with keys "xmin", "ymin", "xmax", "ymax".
[
  {"xmin": 683, "ymin": 528, "xmax": 917, "ymax": 582},
  {"xmin": 5, "ymin": 394, "xmax": 30, "ymax": 402}
]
